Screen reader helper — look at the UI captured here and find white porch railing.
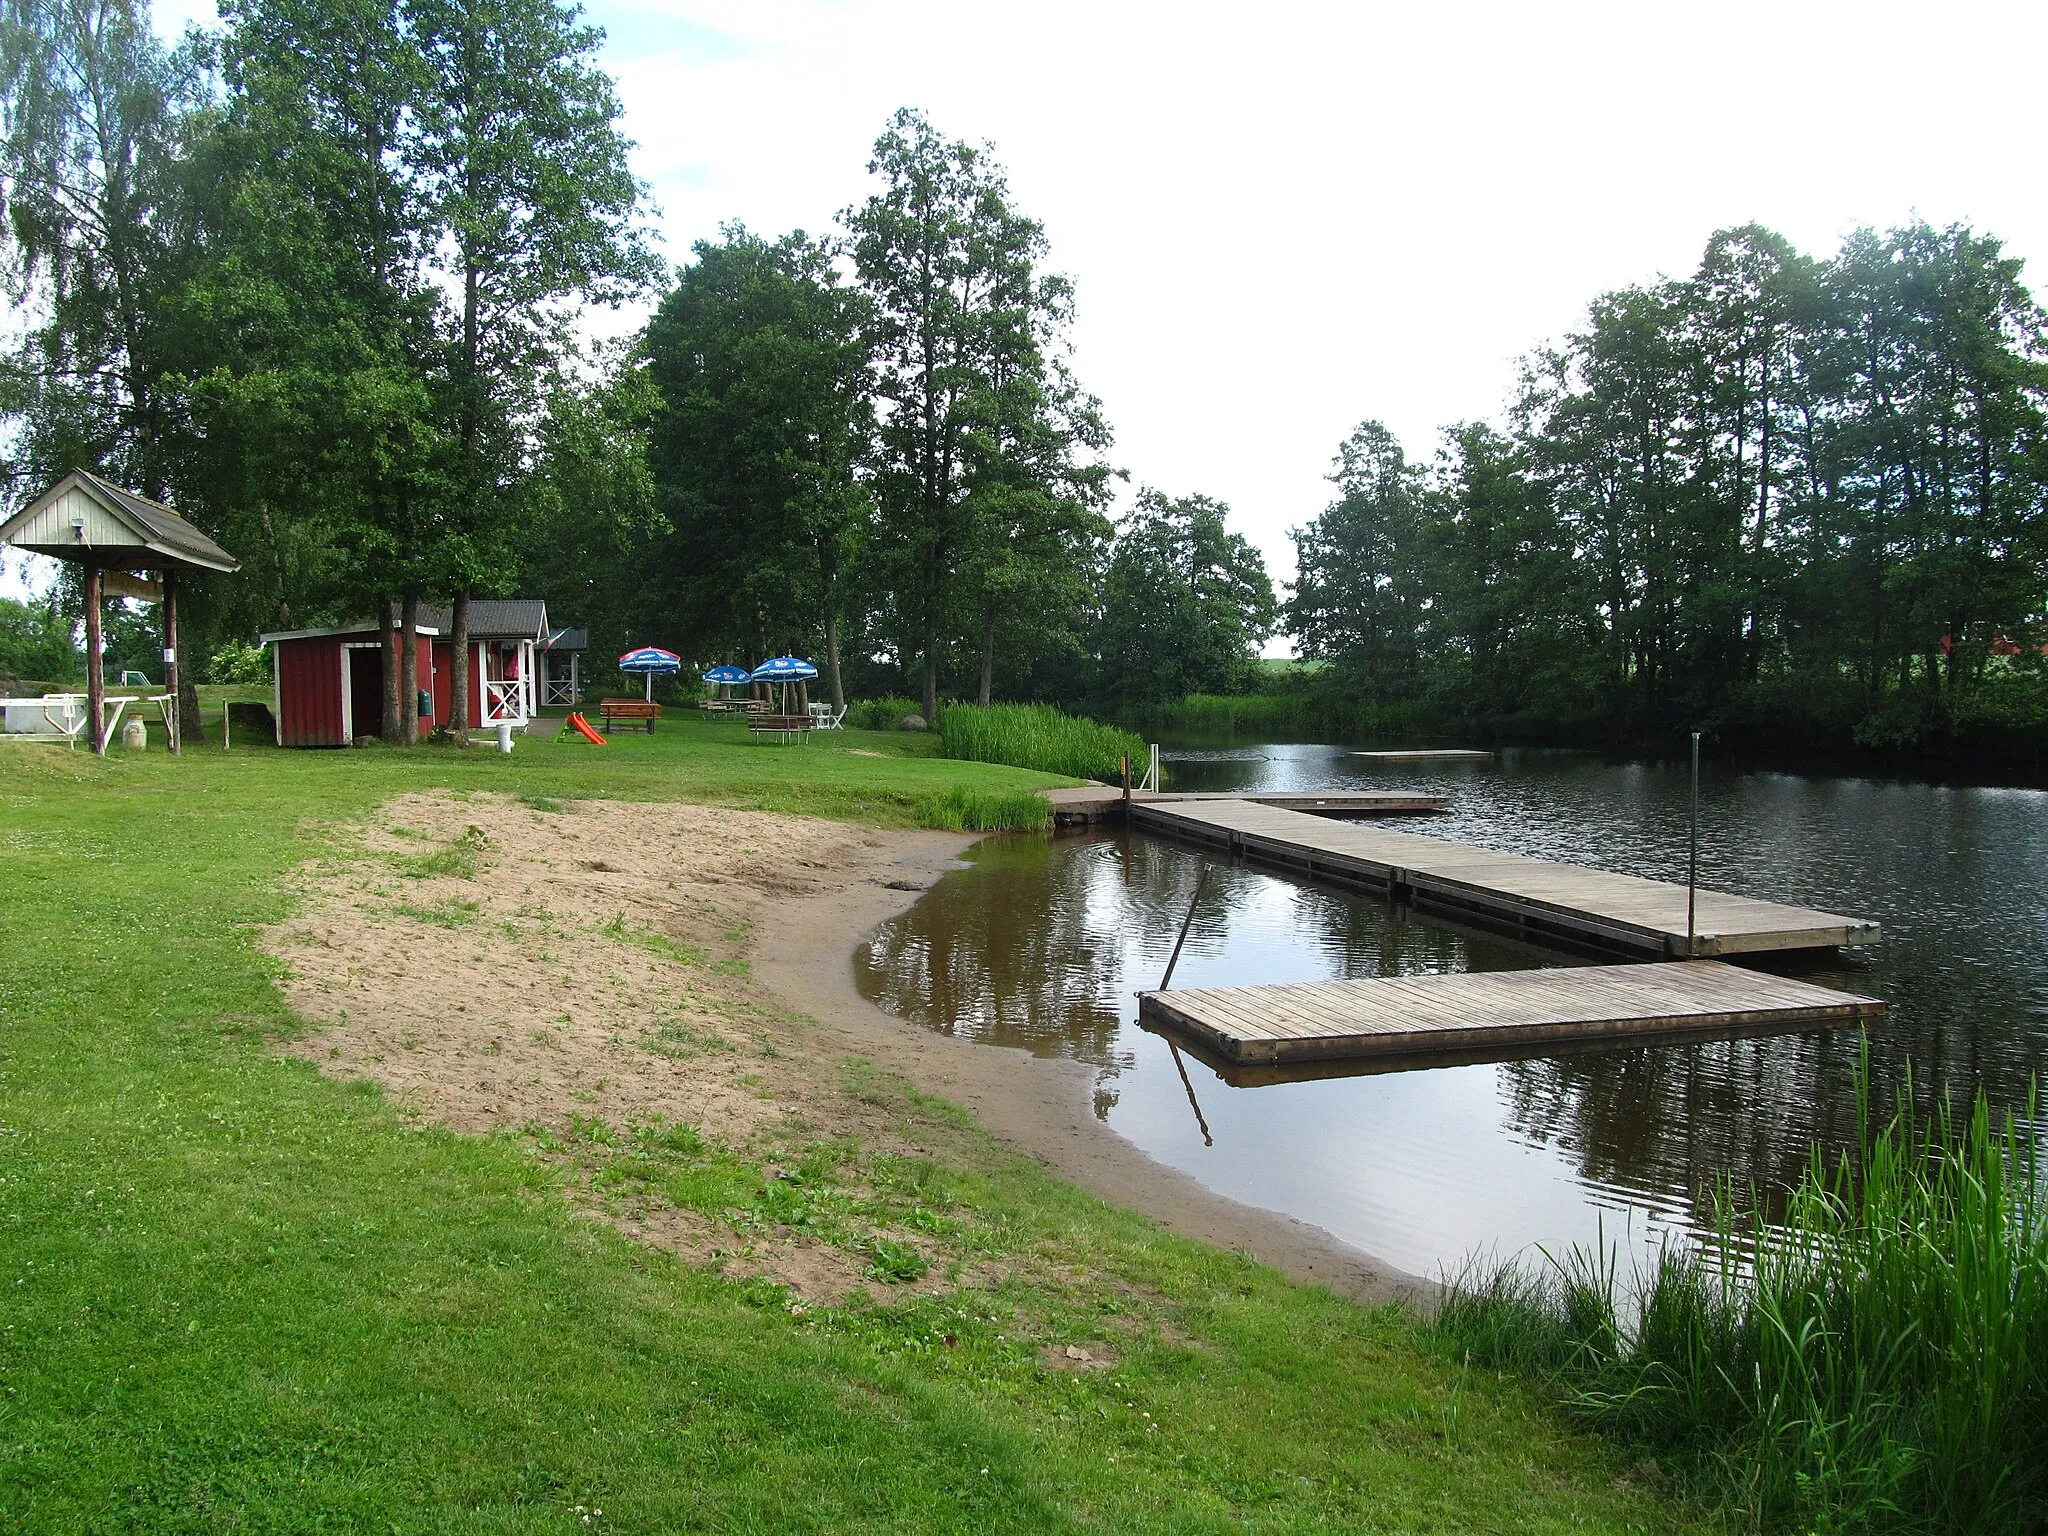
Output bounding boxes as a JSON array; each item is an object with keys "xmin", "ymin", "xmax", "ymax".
[
  {"xmin": 540, "ymin": 675, "xmax": 578, "ymax": 708},
  {"xmin": 482, "ymin": 677, "xmax": 530, "ymax": 724}
]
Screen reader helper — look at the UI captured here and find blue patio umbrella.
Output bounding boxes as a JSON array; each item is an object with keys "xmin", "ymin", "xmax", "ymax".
[
  {"xmin": 749, "ymin": 656, "xmax": 818, "ymax": 682},
  {"xmin": 701, "ymin": 662, "xmax": 752, "ymax": 705},
  {"xmin": 619, "ymin": 644, "xmax": 681, "ymax": 701},
  {"xmin": 750, "ymin": 655, "xmax": 819, "ymax": 716}
]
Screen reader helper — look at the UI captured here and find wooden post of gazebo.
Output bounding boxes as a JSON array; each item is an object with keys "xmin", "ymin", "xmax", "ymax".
[{"xmin": 0, "ymin": 471, "xmax": 237, "ymax": 755}]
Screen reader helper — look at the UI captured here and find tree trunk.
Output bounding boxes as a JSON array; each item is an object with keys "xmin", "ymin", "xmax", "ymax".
[
  {"xmin": 85, "ymin": 560, "xmax": 104, "ymax": 755},
  {"xmin": 824, "ymin": 606, "xmax": 845, "ymax": 713},
  {"xmin": 400, "ymin": 591, "xmax": 421, "ymax": 744},
  {"xmin": 164, "ymin": 570, "xmax": 206, "ymax": 748},
  {"xmin": 162, "ymin": 569, "xmax": 182, "ymax": 755},
  {"xmin": 177, "ymin": 657, "xmax": 203, "ymax": 748},
  {"xmin": 922, "ymin": 641, "xmax": 939, "ymax": 723},
  {"xmin": 449, "ymin": 593, "xmax": 471, "ymax": 745},
  {"xmin": 382, "ymin": 598, "xmax": 402, "ymax": 743},
  {"xmin": 977, "ymin": 606, "xmax": 995, "ymax": 706}
]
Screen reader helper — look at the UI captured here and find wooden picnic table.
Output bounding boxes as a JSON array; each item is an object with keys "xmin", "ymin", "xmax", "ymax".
[
  {"xmin": 747, "ymin": 712, "xmax": 814, "ymax": 741},
  {"xmin": 599, "ymin": 698, "xmax": 661, "ymax": 734}
]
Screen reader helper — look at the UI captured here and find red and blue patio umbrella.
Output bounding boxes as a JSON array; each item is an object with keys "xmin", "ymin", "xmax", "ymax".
[{"xmin": 618, "ymin": 645, "xmax": 681, "ymax": 702}]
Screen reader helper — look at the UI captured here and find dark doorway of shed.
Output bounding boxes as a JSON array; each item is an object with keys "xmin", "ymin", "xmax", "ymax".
[{"xmin": 348, "ymin": 646, "xmax": 384, "ymax": 743}]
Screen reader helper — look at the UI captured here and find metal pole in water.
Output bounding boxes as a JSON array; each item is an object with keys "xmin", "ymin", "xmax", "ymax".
[
  {"xmin": 1156, "ymin": 863, "xmax": 1214, "ymax": 1145},
  {"xmin": 1159, "ymin": 865, "xmax": 1208, "ymax": 992},
  {"xmin": 1687, "ymin": 731, "xmax": 1700, "ymax": 958}
]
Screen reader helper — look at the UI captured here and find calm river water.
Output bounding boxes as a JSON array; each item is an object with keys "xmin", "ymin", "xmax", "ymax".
[{"xmin": 854, "ymin": 746, "xmax": 2048, "ymax": 1278}]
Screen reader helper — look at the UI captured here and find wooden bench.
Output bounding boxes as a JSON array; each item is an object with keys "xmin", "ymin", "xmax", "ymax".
[
  {"xmin": 599, "ymin": 698, "xmax": 661, "ymax": 734},
  {"xmin": 747, "ymin": 712, "xmax": 814, "ymax": 741}
]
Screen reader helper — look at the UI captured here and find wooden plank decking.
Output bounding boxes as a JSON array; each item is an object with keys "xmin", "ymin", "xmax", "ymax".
[
  {"xmin": 1352, "ymin": 748, "xmax": 1494, "ymax": 761},
  {"xmin": 1140, "ymin": 961, "xmax": 1885, "ymax": 1065},
  {"xmin": 1130, "ymin": 798, "xmax": 1880, "ymax": 958},
  {"xmin": 1042, "ymin": 787, "xmax": 1449, "ymax": 825}
]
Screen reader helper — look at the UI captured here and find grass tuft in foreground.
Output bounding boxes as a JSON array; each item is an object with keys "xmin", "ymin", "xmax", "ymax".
[
  {"xmin": 1434, "ymin": 1057, "xmax": 2047, "ymax": 1534},
  {"xmin": 940, "ymin": 702, "xmax": 1143, "ymax": 783}
]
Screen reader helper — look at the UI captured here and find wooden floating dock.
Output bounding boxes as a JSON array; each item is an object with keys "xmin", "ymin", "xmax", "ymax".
[
  {"xmin": 1352, "ymin": 748, "xmax": 1494, "ymax": 762},
  {"xmin": 1140, "ymin": 961, "xmax": 1886, "ymax": 1066},
  {"xmin": 1130, "ymin": 798, "xmax": 1880, "ymax": 958},
  {"xmin": 1042, "ymin": 787, "xmax": 1448, "ymax": 826}
]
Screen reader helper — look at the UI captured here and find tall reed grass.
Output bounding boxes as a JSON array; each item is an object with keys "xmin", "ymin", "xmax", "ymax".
[
  {"xmin": 939, "ymin": 703, "xmax": 1143, "ymax": 783},
  {"xmin": 910, "ymin": 785, "xmax": 1050, "ymax": 832},
  {"xmin": 1434, "ymin": 1063, "xmax": 2046, "ymax": 1533}
]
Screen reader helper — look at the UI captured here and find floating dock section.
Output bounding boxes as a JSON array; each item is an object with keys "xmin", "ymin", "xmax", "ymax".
[
  {"xmin": 1141, "ymin": 961, "xmax": 1885, "ymax": 1066},
  {"xmin": 1043, "ymin": 788, "xmax": 1448, "ymax": 826},
  {"xmin": 1352, "ymin": 748, "xmax": 1494, "ymax": 762},
  {"xmin": 1130, "ymin": 798, "xmax": 1879, "ymax": 958}
]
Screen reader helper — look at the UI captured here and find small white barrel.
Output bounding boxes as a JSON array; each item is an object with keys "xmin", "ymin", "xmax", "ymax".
[
  {"xmin": 120, "ymin": 717, "xmax": 148, "ymax": 752},
  {"xmin": 496, "ymin": 719, "xmax": 514, "ymax": 753}
]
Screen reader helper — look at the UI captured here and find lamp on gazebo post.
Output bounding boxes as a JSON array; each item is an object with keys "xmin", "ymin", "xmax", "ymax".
[{"xmin": 0, "ymin": 472, "xmax": 238, "ymax": 755}]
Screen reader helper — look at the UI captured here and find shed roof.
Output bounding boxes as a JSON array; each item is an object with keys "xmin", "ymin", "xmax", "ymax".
[
  {"xmin": 260, "ymin": 620, "xmax": 444, "ymax": 645},
  {"xmin": 0, "ymin": 470, "xmax": 239, "ymax": 573},
  {"xmin": 542, "ymin": 627, "xmax": 587, "ymax": 651},
  {"xmin": 417, "ymin": 600, "xmax": 550, "ymax": 640}
]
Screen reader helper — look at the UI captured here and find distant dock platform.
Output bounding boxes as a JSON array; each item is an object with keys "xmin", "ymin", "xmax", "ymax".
[
  {"xmin": 1352, "ymin": 749, "xmax": 1494, "ymax": 762},
  {"xmin": 1130, "ymin": 798, "xmax": 1880, "ymax": 958},
  {"xmin": 1043, "ymin": 788, "xmax": 1448, "ymax": 826},
  {"xmin": 1141, "ymin": 961, "xmax": 1885, "ymax": 1067}
]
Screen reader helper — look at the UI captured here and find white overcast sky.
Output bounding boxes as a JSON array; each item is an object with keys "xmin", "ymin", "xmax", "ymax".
[{"xmin": 12, "ymin": 0, "xmax": 2045, "ymax": 620}]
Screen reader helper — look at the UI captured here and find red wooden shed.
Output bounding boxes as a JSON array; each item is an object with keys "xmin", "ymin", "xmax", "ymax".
[{"xmin": 262, "ymin": 600, "xmax": 579, "ymax": 747}]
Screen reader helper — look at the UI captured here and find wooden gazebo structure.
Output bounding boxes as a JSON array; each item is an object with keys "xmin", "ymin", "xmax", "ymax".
[{"xmin": 0, "ymin": 470, "xmax": 238, "ymax": 754}]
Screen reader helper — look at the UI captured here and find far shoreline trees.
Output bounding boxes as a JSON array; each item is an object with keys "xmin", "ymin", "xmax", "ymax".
[{"xmin": 1288, "ymin": 222, "xmax": 2048, "ymax": 760}]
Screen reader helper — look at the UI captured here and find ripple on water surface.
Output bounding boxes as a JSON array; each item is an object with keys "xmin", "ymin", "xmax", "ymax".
[{"xmin": 854, "ymin": 746, "xmax": 2048, "ymax": 1277}]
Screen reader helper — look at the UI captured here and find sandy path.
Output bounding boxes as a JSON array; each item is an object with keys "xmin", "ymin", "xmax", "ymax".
[{"xmin": 266, "ymin": 792, "xmax": 1422, "ymax": 1304}]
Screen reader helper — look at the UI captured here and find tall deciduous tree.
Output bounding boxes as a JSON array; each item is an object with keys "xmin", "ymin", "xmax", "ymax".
[
  {"xmin": 1287, "ymin": 421, "xmax": 1430, "ymax": 697},
  {"xmin": 410, "ymin": 0, "xmax": 657, "ymax": 740},
  {"xmin": 644, "ymin": 227, "xmax": 871, "ymax": 704},
  {"xmin": 0, "ymin": 0, "xmax": 199, "ymax": 497},
  {"xmin": 1095, "ymin": 489, "xmax": 1274, "ymax": 707},
  {"xmin": 847, "ymin": 107, "xmax": 1072, "ymax": 720},
  {"xmin": 211, "ymin": 0, "xmax": 449, "ymax": 742},
  {"xmin": 0, "ymin": 0, "xmax": 212, "ymax": 731}
]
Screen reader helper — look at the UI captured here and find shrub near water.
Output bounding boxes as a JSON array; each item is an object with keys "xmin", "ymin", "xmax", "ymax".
[
  {"xmin": 939, "ymin": 703, "xmax": 1143, "ymax": 783},
  {"xmin": 1435, "ymin": 1066, "xmax": 2048, "ymax": 1534}
]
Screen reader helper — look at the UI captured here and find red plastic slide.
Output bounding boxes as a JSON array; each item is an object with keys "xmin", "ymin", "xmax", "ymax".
[{"xmin": 564, "ymin": 712, "xmax": 607, "ymax": 745}]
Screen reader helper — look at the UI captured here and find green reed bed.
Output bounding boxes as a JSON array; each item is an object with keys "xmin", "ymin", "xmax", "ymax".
[
  {"xmin": 1434, "ymin": 1068, "xmax": 2047, "ymax": 1534},
  {"xmin": 911, "ymin": 784, "xmax": 1050, "ymax": 832},
  {"xmin": 939, "ymin": 702, "xmax": 1142, "ymax": 784}
]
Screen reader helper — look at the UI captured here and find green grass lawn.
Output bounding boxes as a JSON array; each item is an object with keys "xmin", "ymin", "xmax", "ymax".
[{"xmin": 0, "ymin": 727, "xmax": 1696, "ymax": 1532}]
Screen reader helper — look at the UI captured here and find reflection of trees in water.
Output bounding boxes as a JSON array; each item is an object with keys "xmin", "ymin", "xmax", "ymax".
[
  {"xmin": 854, "ymin": 831, "xmax": 1533, "ymax": 1073},
  {"xmin": 1496, "ymin": 993, "xmax": 2048, "ymax": 1238},
  {"xmin": 854, "ymin": 835, "xmax": 1162, "ymax": 1069}
]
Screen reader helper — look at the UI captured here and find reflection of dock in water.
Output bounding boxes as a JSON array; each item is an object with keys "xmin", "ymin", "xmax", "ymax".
[
  {"xmin": 1141, "ymin": 962, "xmax": 1885, "ymax": 1074},
  {"xmin": 1130, "ymin": 798, "xmax": 1880, "ymax": 959}
]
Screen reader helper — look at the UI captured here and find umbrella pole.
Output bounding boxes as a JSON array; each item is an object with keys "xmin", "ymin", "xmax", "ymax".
[{"xmin": 645, "ymin": 672, "xmax": 652, "ymax": 703}]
